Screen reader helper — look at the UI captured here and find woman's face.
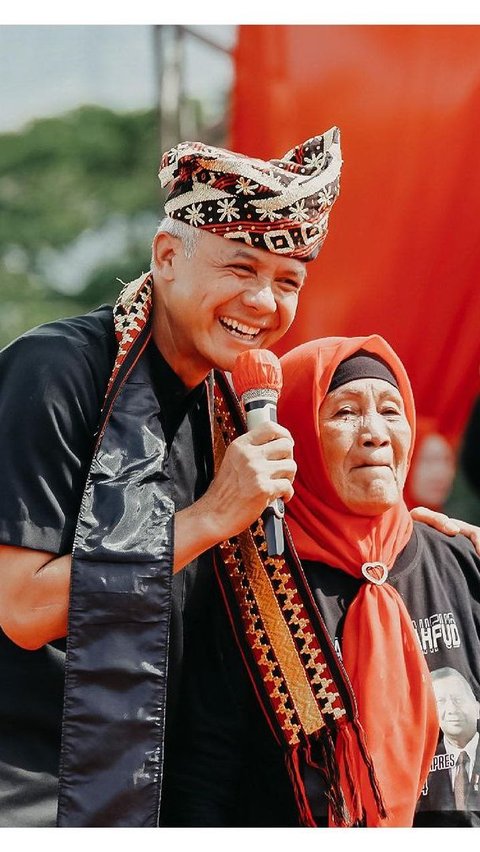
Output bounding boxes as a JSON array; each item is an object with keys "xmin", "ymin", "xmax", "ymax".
[{"xmin": 318, "ymin": 377, "xmax": 412, "ymax": 515}]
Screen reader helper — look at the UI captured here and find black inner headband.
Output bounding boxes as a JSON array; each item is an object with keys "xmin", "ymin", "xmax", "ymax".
[{"xmin": 328, "ymin": 350, "xmax": 399, "ymax": 393}]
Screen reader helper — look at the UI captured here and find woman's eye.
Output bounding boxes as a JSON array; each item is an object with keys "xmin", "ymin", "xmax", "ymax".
[
  {"xmin": 381, "ymin": 406, "xmax": 400, "ymax": 417},
  {"xmin": 334, "ymin": 407, "xmax": 357, "ymax": 418}
]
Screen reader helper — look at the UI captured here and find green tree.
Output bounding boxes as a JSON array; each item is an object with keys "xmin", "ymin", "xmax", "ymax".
[{"xmin": 0, "ymin": 105, "xmax": 163, "ymax": 347}]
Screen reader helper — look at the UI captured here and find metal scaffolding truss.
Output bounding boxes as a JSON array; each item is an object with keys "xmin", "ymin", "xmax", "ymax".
[{"xmin": 152, "ymin": 24, "xmax": 236, "ymax": 152}]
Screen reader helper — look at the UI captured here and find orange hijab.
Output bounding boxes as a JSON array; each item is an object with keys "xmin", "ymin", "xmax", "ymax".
[{"xmin": 279, "ymin": 335, "xmax": 439, "ymax": 827}]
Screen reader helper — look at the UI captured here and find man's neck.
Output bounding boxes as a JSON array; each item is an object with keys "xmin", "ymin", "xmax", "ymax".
[{"xmin": 151, "ymin": 300, "xmax": 209, "ymax": 390}]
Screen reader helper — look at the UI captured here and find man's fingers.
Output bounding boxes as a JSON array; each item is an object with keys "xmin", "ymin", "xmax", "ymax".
[
  {"xmin": 269, "ymin": 457, "xmax": 297, "ymax": 480},
  {"xmin": 448, "ymin": 518, "xmax": 480, "ymax": 556},
  {"xmin": 262, "ymin": 437, "xmax": 295, "ymax": 461},
  {"xmin": 410, "ymin": 506, "xmax": 480, "ymax": 556},
  {"xmin": 265, "ymin": 478, "xmax": 294, "ymax": 504},
  {"xmin": 248, "ymin": 462, "xmax": 296, "ymax": 501},
  {"xmin": 410, "ymin": 506, "xmax": 460, "ymax": 534},
  {"xmin": 247, "ymin": 421, "xmax": 294, "ymax": 446},
  {"xmin": 279, "ymin": 480, "xmax": 295, "ymax": 503}
]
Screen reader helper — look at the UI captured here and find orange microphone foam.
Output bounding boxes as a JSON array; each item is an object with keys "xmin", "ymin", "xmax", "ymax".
[{"xmin": 231, "ymin": 349, "xmax": 283, "ymax": 399}]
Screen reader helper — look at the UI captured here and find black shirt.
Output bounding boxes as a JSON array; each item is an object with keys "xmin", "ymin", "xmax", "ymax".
[
  {"xmin": 303, "ymin": 522, "xmax": 480, "ymax": 827},
  {"xmin": 0, "ymin": 306, "xmax": 115, "ymax": 826},
  {"xmin": 145, "ymin": 334, "xmax": 297, "ymax": 827},
  {"xmin": 0, "ymin": 306, "xmax": 297, "ymax": 827}
]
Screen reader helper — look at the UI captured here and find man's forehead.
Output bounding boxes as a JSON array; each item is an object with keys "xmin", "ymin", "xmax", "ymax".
[{"xmin": 434, "ymin": 675, "xmax": 473, "ymax": 697}]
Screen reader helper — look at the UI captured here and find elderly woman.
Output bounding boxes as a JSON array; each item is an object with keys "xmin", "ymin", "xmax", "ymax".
[{"xmin": 278, "ymin": 335, "xmax": 480, "ymax": 828}]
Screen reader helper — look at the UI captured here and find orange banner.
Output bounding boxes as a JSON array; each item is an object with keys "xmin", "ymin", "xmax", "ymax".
[{"xmin": 230, "ymin": 25, "xmax": 480, "ymax": 441}]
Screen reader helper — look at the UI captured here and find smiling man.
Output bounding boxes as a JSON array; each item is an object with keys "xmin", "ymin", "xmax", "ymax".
[
  {"xmin": 151, "ymin": 229, "xmax": 306, "ymax": 388},
  {"xmin": 0, "ymin": 130, "xmax": 341, "ymax": 827}
]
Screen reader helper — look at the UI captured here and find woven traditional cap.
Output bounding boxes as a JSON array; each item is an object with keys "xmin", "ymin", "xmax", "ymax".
[{"xmin": 158, "ymin": 128, "xmax": 342, "ymax": 261}]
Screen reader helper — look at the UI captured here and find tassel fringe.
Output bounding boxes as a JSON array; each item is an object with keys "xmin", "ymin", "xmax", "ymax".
[
  {"xmin": 286, "ymin": 721, "xmax": 388, "ymax": 827},
  {"xmin": 286, "ymin": 721, "xmax": 387, "ymax": 828}
]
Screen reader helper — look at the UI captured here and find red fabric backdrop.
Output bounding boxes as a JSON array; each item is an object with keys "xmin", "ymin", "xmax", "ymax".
[{"xmin": 230, "ymin": 25, "xmax": 480, "ymax": 441}]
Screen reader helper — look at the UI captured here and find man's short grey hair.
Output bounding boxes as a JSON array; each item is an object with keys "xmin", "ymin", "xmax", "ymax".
[
  {"xmin": 431, "ymin": 666, "xmax": 477, "ymax": 700},
  {"xmin": 152, "ymin": 216, "xmax": 201, "ymax": 263}
]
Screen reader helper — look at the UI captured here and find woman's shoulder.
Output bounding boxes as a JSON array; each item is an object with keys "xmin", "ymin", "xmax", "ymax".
[{"xmin": 413, "ymin": 520, "xmax": 480, "ymax": 566}]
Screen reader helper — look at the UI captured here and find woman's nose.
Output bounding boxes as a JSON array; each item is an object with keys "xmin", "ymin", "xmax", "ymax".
[{"xmin": 358, "ymin": 413, "xmax": 390, "ymax": 445}]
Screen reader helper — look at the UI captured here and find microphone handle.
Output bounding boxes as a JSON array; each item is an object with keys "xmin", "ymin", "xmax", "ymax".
[{"xmin": 244, "ymin": 397, "xmax": 285, "ymax": 557}]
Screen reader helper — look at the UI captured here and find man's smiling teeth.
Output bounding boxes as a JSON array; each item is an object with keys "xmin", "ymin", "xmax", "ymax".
[{"xmin": 219, "ymin": 316, "xmax": 261, "ymax": 339}]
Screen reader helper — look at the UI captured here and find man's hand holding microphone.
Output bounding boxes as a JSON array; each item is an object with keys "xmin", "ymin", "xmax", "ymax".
[{"xmin": 173, "ymin": 349, "xmax": 295, "ymax": 571}]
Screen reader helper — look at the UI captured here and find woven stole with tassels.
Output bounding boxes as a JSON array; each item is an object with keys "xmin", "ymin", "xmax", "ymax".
[{"xmin": 211, "ymin": 371, "xmax": 385, "ymax": 827}]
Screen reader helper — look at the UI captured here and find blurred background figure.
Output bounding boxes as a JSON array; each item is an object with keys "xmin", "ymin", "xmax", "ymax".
[
  {"xmin": 445, "ymin": 392, "xmax": 480, "ymax": 526},
  {"xmin": 404, "ymin": 416, "xmax": 456, "ymax": 511},
  {"xmin": 460, "ymin": 396, "xmax": 480, "ymax": 500}
]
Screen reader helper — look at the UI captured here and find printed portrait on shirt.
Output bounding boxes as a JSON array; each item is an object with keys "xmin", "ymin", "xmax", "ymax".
[{"xmin": 420, "ymin": 667, "xmax": 480, "ymax": 812}]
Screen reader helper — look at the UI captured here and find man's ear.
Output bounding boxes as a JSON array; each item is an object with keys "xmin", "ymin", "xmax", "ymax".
[{"xmin": 152, "ymin": 232, "xmax": 181, "ymax": 281}]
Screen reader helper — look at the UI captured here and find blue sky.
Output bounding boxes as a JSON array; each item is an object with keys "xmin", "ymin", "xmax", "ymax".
[{"xmin": 0, "ymin": 25, "xmax": 236, "ymax": 133}]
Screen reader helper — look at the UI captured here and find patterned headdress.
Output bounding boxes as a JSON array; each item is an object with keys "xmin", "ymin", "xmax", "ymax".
[{"xmin": 158, "ymin": 128, "xmax": 342, "ymax": 261}]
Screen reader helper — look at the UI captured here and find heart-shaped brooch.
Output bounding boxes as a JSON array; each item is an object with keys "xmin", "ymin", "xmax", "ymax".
[{"xmin": 361, "ymin": 561, "xmax": 388, "ymax": 585}]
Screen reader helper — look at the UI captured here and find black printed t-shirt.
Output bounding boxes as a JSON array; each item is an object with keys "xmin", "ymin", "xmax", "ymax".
[
  {"xmin": 0, "ymin": 306, "xmax": 297, "ymax": 827},
  {"xmin": 303, "ymin": 522, "xmax": 480, "ymax": 827}
]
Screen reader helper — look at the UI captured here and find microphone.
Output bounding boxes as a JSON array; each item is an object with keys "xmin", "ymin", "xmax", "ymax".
[{"xmin": 231, "ymin": 349, "xmax": 285, "ymax": 556}]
